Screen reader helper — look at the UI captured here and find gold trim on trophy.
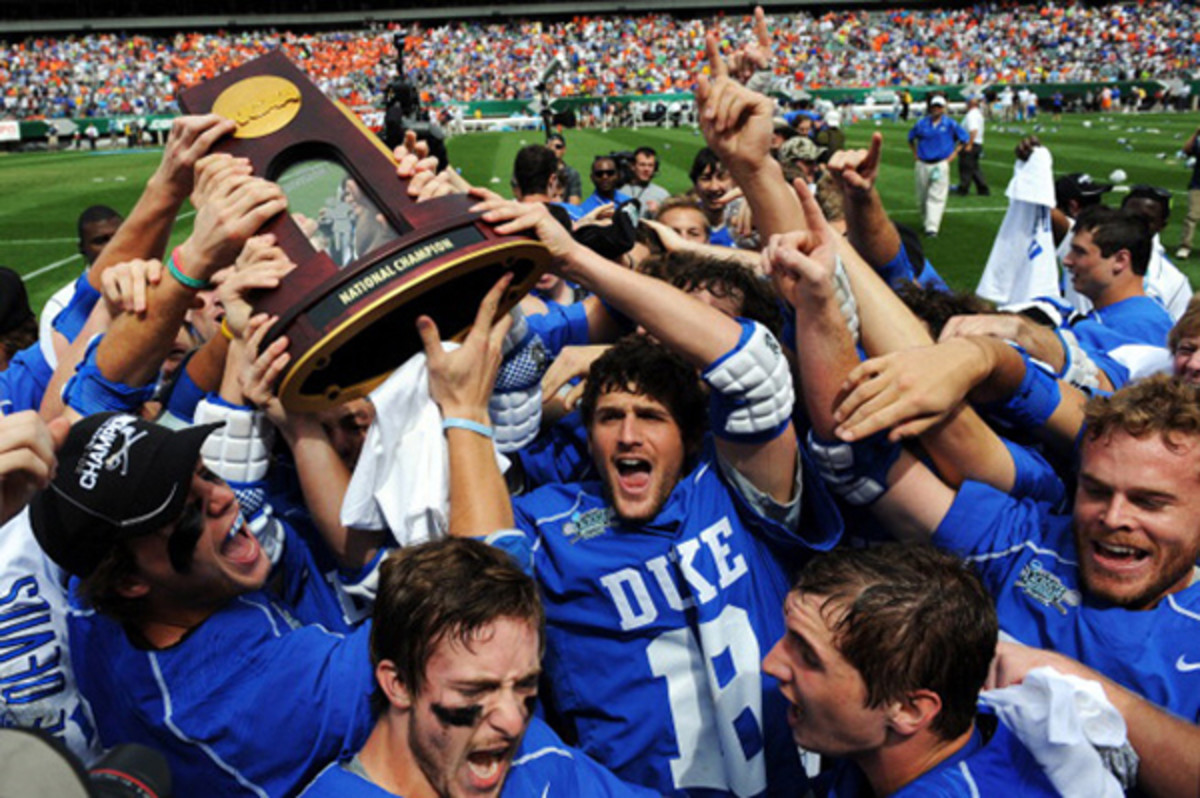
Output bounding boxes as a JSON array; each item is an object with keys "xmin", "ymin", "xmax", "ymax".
[
  {"xmin": 213, "ymin": 76, "xmax": 303, "ymax": 139},
  {"xmin": 277, "ymin": 238, "xmax": 544, "ymax": 411}
]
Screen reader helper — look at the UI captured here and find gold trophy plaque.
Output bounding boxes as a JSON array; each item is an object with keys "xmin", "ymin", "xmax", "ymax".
[{"xmin": 180, "ymin": 51, "xmax": 549, "ymax": 411}]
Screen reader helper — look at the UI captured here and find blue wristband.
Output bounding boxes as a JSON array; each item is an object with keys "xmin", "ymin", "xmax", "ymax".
[
  {"xmin": 980, "ymin": 346, "xmax": 1062, "ymax": 429},
  {"xmin": 443, "ymin": 417, "xmax": 494, "ymax": 439}
]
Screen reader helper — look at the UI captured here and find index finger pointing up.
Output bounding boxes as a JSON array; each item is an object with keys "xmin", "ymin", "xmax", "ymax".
[{"xmin": 705, "ymin": 31, "xmax": 728, "ymax": 80}]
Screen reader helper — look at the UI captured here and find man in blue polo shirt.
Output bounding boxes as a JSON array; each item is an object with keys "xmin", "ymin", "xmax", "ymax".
[{"xmin": 907, "ymin": 95, "xmax": 967, "ymax": 238}]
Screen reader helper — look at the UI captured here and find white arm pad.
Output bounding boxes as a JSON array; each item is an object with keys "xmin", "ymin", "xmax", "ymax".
[
  {"xmin": 703, "ymin": 321, "xmax": 794, "ymax": 440},
  {"xmin": 1056, "ymin": 328, "xmax": 1101, "ymax": 391},
  {"xmin": 833, "ymin": 256, "xmax": 860, "ymax": 343},
  {"xmin": 194, "ymin": 397, "xmax": 274, "ymax": 484},
  {"xmin": 489, "ymin": 386, "xmax": 543, "ymax": 453}
]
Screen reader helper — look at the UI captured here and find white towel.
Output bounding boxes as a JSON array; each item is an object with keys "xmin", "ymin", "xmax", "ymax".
[
  {"xmin": 339, "ymin": 344, "xmax": 509, "ymax": 546},
  {"xmin": 982, "ymin": 667, "xmax": 1129, "ymax": 798},
  {"xmin": 976, "ymin": 147, "xmax": 1061, "ymax": 305}
]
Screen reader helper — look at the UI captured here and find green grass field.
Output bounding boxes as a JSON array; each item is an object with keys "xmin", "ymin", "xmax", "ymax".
[{"xmin": 5, "ymin": 110, "xmax": 1199, "ymax": 315}]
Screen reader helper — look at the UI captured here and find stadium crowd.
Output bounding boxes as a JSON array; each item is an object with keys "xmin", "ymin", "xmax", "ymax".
[
  {"xmin": 2, "ymin": 0, "xmax": 1200, "ymax": 120},
  {"xmin": 4, "ymin": 5, "xmax": 1200, "ymax": 798}
]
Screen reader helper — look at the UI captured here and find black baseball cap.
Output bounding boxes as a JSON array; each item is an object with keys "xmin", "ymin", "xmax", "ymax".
[
  {"xmin": 30, "ymin": 413, "xmax": 221, "ymax": 578},
  {"xmin": 1055, "ymin": 173, "xmax": 1113, "ymax": 203}
]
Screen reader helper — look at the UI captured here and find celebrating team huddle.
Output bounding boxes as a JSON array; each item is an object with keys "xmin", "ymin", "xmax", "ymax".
[{"xmin": 2, "ymin": 6, "xmax": 1200, "ymax": 798}]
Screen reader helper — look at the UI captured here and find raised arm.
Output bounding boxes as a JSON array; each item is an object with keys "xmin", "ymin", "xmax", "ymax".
[
  {"xmin": 771, "ymin": 182, "xmax": 955, "ymax": 540},
  {"xmin": 695, "ymin": 31, "xmax": 804, "ymax": 240},
  {"xmin": 827, "ymin": 133, "xmax": 904, "ymax": 270},
  {"xmin": 420, "ymin": 276, "xmax": 516, "ymax": 538},
  {"xmin": 91, "ymin": 156, "xmax": 286, "ymax": 391},
  {"xmin": 87, "ymin": 115, "xmax": 239, "ymax": 287},
  {"xmin": 476, "ymin": 198, "xmax": 797, "ymax": 502}
]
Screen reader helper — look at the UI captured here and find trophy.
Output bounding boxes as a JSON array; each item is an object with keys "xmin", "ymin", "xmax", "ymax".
[{"xmin": 179, "ymin": 51, "xmax": 549, "ymax": 412}]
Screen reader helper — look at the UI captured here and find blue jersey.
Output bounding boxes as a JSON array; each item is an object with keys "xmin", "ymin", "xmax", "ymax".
[
  {"xmin": 496, "ymin": 438, "xmax": 842, "ymax": 797},
  {"xmin": 935, "ymin": 480, "xmax": 1200, "ymax": 720},
  {"xmin": 565, "ymin": 191, "xmax": 632, "ymax": 223},
  {"xmin": 817, "ymin": 712, "xmax": 1057, "ymax": 797},
  {"xmin": 1067, "ymin": 295, "xmax": 1173, "ymax": 389},
  {"xmin": 877, "ymin": 243, "xmax": 949, "ymax": 293},
  {"xmin": 710, "ymin": 226, "xmax": 736, "ymax": 248},
  {"xmin": 69, "ymin": 522, "xmax": 376, "ymax": 797},
  {"xmin": 300, "ymin": 717, "xmax": 659, "ymax": 797},
  {"xmin": 908, "ymin": 116, "xmax": 968, "ymax": 162},
  {"xmin": 515, "ymin": 410, "xmax": 594, "ymax": 489},
  {"xmin": 0, "ymin": 343, "xmax": 54, "ymax": 416}
]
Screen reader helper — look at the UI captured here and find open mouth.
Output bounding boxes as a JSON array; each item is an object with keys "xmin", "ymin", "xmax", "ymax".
[
  {"xmin": 615, "ymin": 457, "xmax": 652, "ymax": 492},
  {"xmin": 466, "ymin": 747, "xmax": 510, "ymax": 790},
  {"xmin": 220, "ymin": 514, "xmax": 260, "ymax": 565},
  {"xmin": 1091, "ymin": 539, "xmax": 1151, "ymax": 570}
]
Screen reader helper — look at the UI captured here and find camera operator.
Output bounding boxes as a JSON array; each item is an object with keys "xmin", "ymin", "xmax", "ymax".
[
  {"xmin": 382, "ymin": 32, "xmax": 448, "ymax": 168},
  {"xmin": 617, "ymin": 146, "xmax": 670, "ymax": 218}
]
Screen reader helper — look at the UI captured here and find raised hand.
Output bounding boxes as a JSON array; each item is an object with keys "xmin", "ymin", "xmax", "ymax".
[
  {"xmin": 725, "ymin": 7, "xmax": 772, "ymax": 84},
  {"xmin": 827, "ymin": 132, "xmax": 883, "ymax": 197},
  {"xmin": 238, "ymin": 314, "xmax": 290, "ymax": 427},
  {"xmin": 148, "ymin": 114, "xmax": 237, "ymax": 206},
  {"xmin": 217, "ymin": 234, "xmax": 297, "ymax": 339},
  {"xmin": 0, "ymin": 411, "xmax": 69, "ymax": 526},
  {"xmin": 471, "ymin": 192, "xmax": 580, "ymax": 267},
  {"xmin": 695, "ymin": 30, "xmax": 774, "ymax": 177},
  {"xmin": 180, "ymin": 159, "xmax": 288, "ymax": 282},
  {"xmin": 100, "ymin": 258, "xmax": 164, "ymax": 317},
  {"xmin": 763, "ymin": 179, "xmax": 839, "ymax": 306},
  {"xmin": 418, "ymin": 274, "xmax": 514, "ymax": 422}
]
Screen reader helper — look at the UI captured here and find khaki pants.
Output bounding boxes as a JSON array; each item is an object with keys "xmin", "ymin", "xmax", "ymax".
[
  {"xmin": 1180, "ymin": 189, "xmax": 1200, "ymax": 252},
  {"xmin": 915, "ymin": 159, "xmax": 950, "ymax": 235}
]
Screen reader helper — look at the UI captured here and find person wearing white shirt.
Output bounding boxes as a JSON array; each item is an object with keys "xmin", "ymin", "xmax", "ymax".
[{"xmin": 956, "ymin": 97, "xmax": 990, "ymax": 196}]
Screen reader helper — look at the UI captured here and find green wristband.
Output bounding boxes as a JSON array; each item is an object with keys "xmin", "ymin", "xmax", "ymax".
[{"xmin": 166, "ymin": 246, "xmax": 212, "ymax": 291}]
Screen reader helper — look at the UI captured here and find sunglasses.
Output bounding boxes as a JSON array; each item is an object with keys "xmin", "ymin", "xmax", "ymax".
[{"xmin": 593, "ymin": 169, "xmax": 617, "ymax": 177}]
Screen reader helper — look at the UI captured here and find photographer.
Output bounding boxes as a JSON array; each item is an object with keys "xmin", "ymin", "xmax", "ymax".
[{"xmin": 382, "ymin": 32, "xmax": 448, "ymax": 168}]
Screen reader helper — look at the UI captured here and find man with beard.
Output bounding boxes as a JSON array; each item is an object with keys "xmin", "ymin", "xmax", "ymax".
[
  {"xmin": 780, "ymin": 192, "xmax": 1200, "ymax": 724},
  {"xmin": 422, "ymin": 196, "xmax": 842, "ymax": 796}
]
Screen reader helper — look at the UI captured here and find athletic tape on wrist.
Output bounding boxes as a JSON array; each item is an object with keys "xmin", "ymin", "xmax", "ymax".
[
  {"xmin": 702, "ymin": 320, "xmax": 794, "ymax": 443},
  {"xmin": 806, "ymin": 428, "xmax": 903, "ymax": 506}
]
